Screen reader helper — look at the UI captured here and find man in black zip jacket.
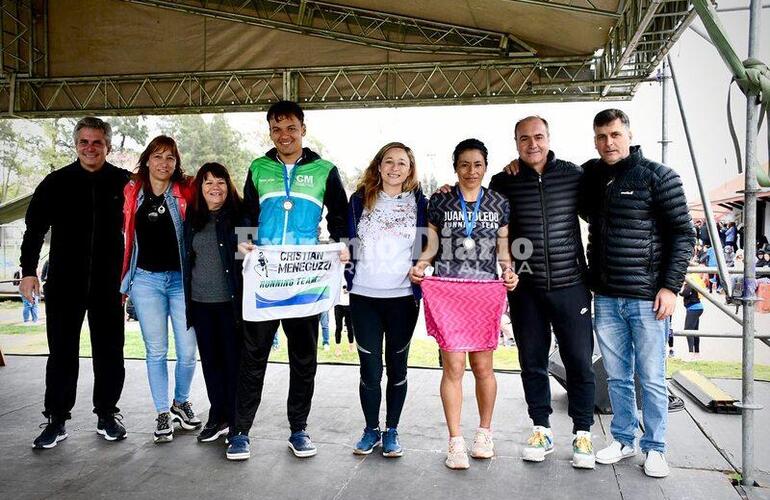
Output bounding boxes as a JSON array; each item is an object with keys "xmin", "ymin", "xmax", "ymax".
[
  {"xmin": 583, "ymin": 109, "xmax": 694, "ymax": 478},
  {"xmin": 19, "ymin": 117, "xmax": 130, "ymax": 449},
  {"xmin": 489, "ymin": 116, "xmax": 596, "ymax": 469}
]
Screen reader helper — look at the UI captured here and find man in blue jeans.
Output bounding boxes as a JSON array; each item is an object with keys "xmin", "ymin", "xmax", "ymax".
[{"xmin": 580, "ymin": 109, "xmax": 694, "ymax": 478}]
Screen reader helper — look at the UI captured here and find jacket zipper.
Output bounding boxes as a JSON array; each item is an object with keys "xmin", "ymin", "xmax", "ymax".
[
  {"xmin": 538, "ymin": 174, "xmax": 551, "ymax": 291},
  {"xmin": 280, "ymin": 155, "xmax": 304, "ymax": 245},
  {"xmin": 601, "ymin": 177, "xmax": 614, "ymax": 287},
  {"xmin": 86, "ymin": 178, "xmax": 96, "ymax": 298}
]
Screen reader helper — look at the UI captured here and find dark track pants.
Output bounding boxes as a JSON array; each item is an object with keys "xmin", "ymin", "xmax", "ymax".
[
  {"xmin": 334, "ymin": 305, "xmax": 354, "ymax": 344},
  {"xmin": 43, "ymin": 285, "xmax": 125, "ymax": 421},
  {"xmin": 685, "ymin": 308, "xmax": 703, "ymax": 353},
  {"xmin": 234, "ymin": 315, "xmax": 319, "ymax": 434},
  {"xmin": 509, "ymin": 282, "xmax": 595, "ymax": 432},
  {"xmin": 350, "ymin": 294, "xmax": 418, "ymax": 429},
  {"xmin": 191, "ymin": 301, "xmax": 241, "ymax": 429}
]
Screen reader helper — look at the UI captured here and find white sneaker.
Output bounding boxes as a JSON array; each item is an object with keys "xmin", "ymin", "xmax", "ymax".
[
  {"xmin": 445, "ymin": 437, "xmax": 470, "ymax": 470},
  {"xmin": 644, "ymin": 450, "xmax": 670, "ymax": 478},
  {"xmin": 595, "ymin": 440, "xmax": 637, "ymax": 464},
  {"xmin": 522, "ymin": 426, "xmax": 554, "ymax": 462},
  {"xmin": 470, "ymin": 427, "xmax": 494, "ymax": 459},
  {"xmin": 572, "ymin": 431, "xmax": 595, "ymax": 469},
  {"xmin": 323, "ymin": 344, "xmax": 330, "ymax": 351}
]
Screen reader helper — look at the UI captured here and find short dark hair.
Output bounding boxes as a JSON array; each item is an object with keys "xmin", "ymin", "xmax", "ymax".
[
  {"xmin": 267, "ymin": 100, "xmax": 304, "ymax": 124},
  {"xmin": 73, "ymin": 116, "xmax": 112, "ymax": 148},
  {"xmin": 514, "ymin": 116, "xmax": 549, "ymax": 139},
  {"xmin": 593, "ymin": 108, "xmax": 630, "ymax": 128},
  {"xmin": 452, "ymin": 138, "xmax": 488, "ymax": 170}
]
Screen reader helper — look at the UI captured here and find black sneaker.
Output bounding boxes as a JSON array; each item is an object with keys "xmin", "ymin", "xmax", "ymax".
[
  {"xmin": 97, "ymin": 413, "xmax": 127, "ymax": 441},
  {"xmin": 33, "ymin": 419, "xmax": 68, "ymax": 449},
  {"xmin": 170, "ymin": 400, "xmax": 202, "ymax": 430},
  {"xmin": 154, "ymin": 412, "xmax": 174, "ymax": 443},
  {"xmin": 197, "ymin": 422, "xmax": 229, "ymax": 443}
]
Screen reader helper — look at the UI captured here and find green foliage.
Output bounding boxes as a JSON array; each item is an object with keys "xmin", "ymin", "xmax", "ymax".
[
  {"xmin": 110, "ymin": 116, "xmax": 149, "ymax": 151},
  {"xmin": 159, "ymin": 115, "xmax": 255, "ymax": 186},
  {"xmin": 0, "ymin": 122, "xmax": 50, "ymax": 203}
]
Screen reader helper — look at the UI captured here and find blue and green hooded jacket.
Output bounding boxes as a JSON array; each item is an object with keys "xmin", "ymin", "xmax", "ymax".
[{"xmin": 242, "ymin": 147, "xmax": 348, "ymax": 245}]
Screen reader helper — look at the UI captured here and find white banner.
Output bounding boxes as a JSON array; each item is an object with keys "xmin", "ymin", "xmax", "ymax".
[{"xmin": 242, "ymin": 243, "xmax": 345, "ymax": 322}]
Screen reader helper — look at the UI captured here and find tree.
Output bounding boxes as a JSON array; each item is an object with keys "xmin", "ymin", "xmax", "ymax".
[
  {"xmin": 421, "ymin": 172, "xmax": 438, "ymax": 195},
  {"xmin": 38, "ymin": 118, "xmax": 76, "ymax": 173},
  {"xmin": 110, "ymin": 116, "xmax": 148, "ymax": 151},
  {"xmin": 0, "ymin": 121, "xmax": 50, "ymax": 203},
  {"xmin": 159, "ymin": 115, "xmax": 255, "ymax": 185}
]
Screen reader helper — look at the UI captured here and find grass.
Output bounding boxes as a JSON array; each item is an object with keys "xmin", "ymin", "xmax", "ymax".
[
  {"xmin": 0, "ymin": 324, "xmax": 46, "ymax": 335},
  {"xmin": 0, "ymin": 299, "xmax": 23, "ymax": 310},
  {"xmin": 2, "ymin": 322, "xmax": 769, "ymax": 381}
]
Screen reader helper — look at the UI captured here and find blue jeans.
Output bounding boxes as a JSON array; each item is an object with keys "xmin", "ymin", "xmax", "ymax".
[
  {"xmin": 131, "ymin": 269, "xmax": 197, "ymax": 413},
  {"xmin": 21, "ymin": 294, "xmax": 39, "ymax": 322},
  {"xmin": 320, "ymin": 310, "xmax": 330, "ymax": 345},
  {"xmin": 594, "ymin": 295, "xmax": 669, "ymax": 453}
]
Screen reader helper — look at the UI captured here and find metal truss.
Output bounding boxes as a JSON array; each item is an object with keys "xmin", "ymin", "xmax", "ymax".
[
  {"xmin": 502, "ymin": 0, "xmax": 621, "ymax": 18},
  {"xmin": 0, "ymin": 56, "xmax": 640, "ymax": 117},
  {"xmin": 1, "ymin": 0, "xmax": 46, "ymax": 77},
  {"xmin": 597, "ymin": 0, "xmax": 696, "ymax": 95},
  {"xmin": 120, "ymin": 0, "xmax": 536, "ymax": 57}
]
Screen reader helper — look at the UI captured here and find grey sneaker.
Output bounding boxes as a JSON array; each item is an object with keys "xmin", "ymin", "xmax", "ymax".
[
  {"xmin": 170, "ymin": 400, "xmax": 202, "ymax": 431},
  {"xmin": 153, "ymin": 412, "xmax": 174, "ymax": 443}
]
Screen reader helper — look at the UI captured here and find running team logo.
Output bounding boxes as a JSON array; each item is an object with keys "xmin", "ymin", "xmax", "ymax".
[{"xmin": 242, "ymin": 243, "xmax": 345, "ymax": 321}]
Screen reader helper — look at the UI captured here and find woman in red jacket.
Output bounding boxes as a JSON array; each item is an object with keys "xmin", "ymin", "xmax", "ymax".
[{"xmin": 120, "ymin": 135, "xmax": 199, "ymax": 444}]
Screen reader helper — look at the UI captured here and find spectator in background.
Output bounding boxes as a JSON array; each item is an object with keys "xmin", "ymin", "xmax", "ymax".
[
  {"xmin": 334, "ymin": 284, "xmax": 354, "ymax": 356},
  {"xmin": 14, "ymin": 267, "xmax": 39, "ymax": 324},
  {"xmin": 700, "ymin": 244, "xmax": 718, "ymax": 293},
  {"xmin": 680, "ymin": 274, "xmax": 705, "ymax": 361},
  {"xmin": 725, "ymin": 222, "xmax": 737, "ymax": 250},
  {"xmin": 319, "ymin": 310, "xmax": 331, "ymax": 351},
  {"xmin": 757, "ymin": 250, "xmax": 768, "ymax": 267}
]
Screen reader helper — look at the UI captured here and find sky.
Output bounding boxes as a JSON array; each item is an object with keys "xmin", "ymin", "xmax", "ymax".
[{"xmin": 219, "ymin": 1, "xmax": 769, "ymax": 202}]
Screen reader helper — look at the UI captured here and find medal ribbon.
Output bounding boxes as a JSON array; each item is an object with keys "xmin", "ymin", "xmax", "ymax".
[
  {"xmin": 281, "ymin": 159, "xmax": 298, "ymax": 204},
  {"xmin": 458, "ymin": 186, "xmax": 484, "ymax": 241}
]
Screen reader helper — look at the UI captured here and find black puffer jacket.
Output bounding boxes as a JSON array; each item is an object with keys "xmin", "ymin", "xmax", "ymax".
[
  {"xmin": 581, "ymin": 146, "xmax": 695, "ymax": 300},
  {"xmin": 489, "ymin": 151, "xmax": 586, "ymax": 290}
]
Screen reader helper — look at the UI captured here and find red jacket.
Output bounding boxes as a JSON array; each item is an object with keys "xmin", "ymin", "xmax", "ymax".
[{"xmin": 120, "ymin": 177, "xmax": 195, "ymax": 287}]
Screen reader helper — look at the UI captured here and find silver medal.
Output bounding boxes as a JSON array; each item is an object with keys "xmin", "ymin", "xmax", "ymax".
[
  {"xmin": 283, "ymin": 199, "xmax": 294, "ymax": 211},
  {"xmin": 463, "ymin": 237, "xmax": 475, "ymax": 250}
]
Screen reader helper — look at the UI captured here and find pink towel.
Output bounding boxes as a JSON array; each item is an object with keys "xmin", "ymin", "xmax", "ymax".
[{"xmin": 421, "ymin": 276, "xmax": 507, "ymax": 352}]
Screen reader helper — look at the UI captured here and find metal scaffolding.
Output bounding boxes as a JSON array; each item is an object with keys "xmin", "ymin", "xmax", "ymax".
[
  {"xmin": 502, "ymin": 0, "xmax": 622, "ymax": 18},
  {"xmin": 0, "ymin": 0, "xmax": 696, "ymax": 117},
  {"xmin": 0, "ymin": 0, "xmax": 45, "ymax": 78},
  {"xmin": 0, "ymin": 57, "xmax": 638, "ymax": 117},
  {"xmin": 120, "ymin": 0, "xmax": 536, "ymax": 56},
  {"xmin": 597, "ymin": 0, "xmax": 696, "ymax": 95}
]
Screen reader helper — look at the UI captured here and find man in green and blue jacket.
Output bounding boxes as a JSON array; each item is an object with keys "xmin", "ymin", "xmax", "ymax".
[{"xmin": 227, "ymin": 100, "xmax": 348, "ymax": 461}]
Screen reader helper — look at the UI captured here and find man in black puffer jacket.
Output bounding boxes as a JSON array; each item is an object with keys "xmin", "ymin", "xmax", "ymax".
[
  {"xmin": 490, "ymin": 116, "xmax": 595, "ymax": 469},
  {"xmin": 583, "ymin": 109, "xmax": 694, "ymax": 479}
]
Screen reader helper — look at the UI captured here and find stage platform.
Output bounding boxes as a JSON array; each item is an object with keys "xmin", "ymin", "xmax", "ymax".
[{"xmin": 0, "ymin": 356, "xmax": 768, "ymax": 500}]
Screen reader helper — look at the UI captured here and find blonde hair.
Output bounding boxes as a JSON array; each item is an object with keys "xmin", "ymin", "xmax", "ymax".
[{"xmin": 356, "ymin": 142, "xmax": 419, "ymax": 210}]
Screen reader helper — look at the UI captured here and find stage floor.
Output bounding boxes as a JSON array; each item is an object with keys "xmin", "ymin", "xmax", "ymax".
[{"xmin": 1, "ymin": 356, "xmax": 768, "ymax": 500}]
